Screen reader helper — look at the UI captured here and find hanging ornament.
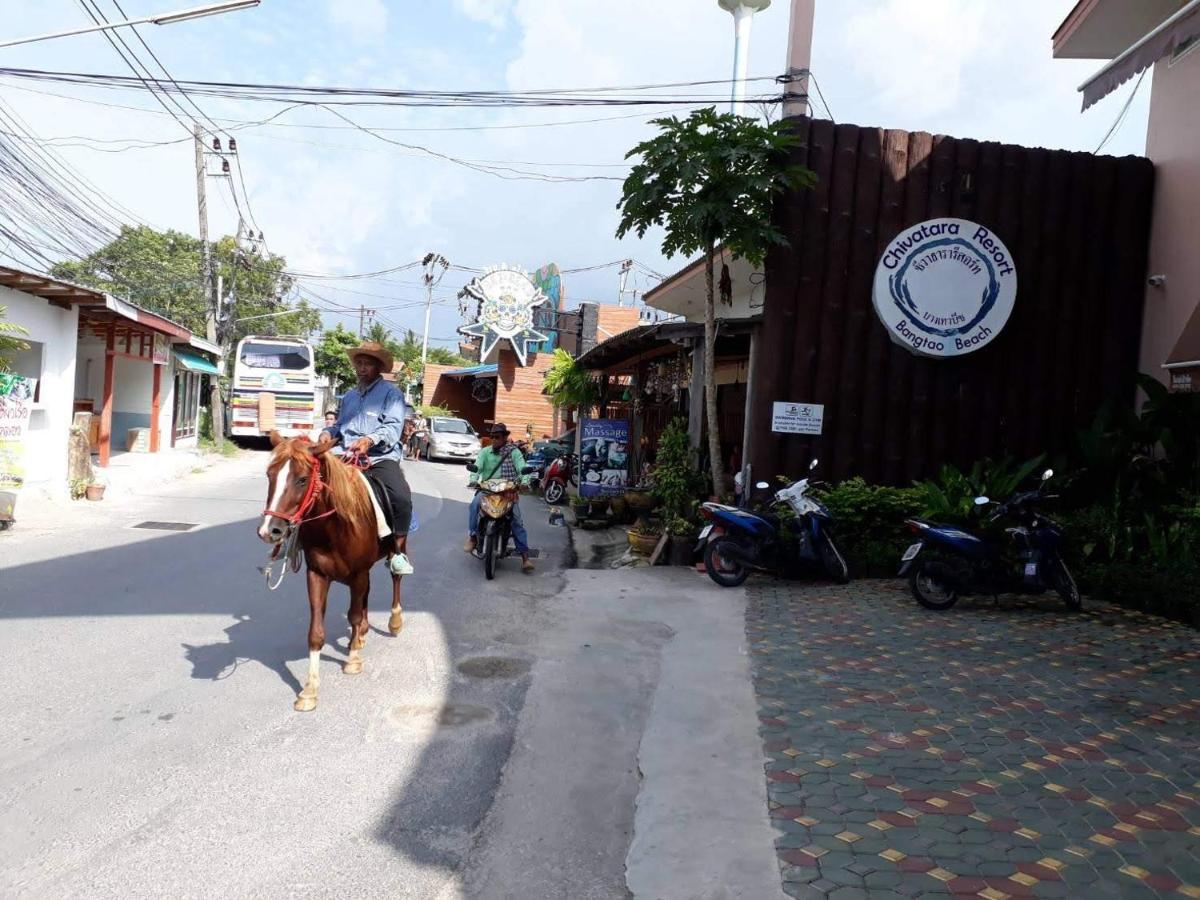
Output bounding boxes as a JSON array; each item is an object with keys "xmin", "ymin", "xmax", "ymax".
[{"xmin": 471, "ymin": 379, "xmax": 496, "ymax": 403}]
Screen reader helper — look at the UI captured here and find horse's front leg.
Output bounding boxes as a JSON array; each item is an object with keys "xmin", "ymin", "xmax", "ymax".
[
  {"xmin": 295, "ymin": 569, "xmax": 329, "ymax": 712},
  {"xmin": 389, "ymin": 535, "xmax": 405, "ymax": 636},
  {"xmin": 344, "ymin": 570, "xmax": 370, "ymax": 675}
]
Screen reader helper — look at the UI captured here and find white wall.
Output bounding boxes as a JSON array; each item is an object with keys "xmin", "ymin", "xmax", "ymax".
[{"xmin": 1, "ymin": 285, "xmax": 79, "ymax": 491}]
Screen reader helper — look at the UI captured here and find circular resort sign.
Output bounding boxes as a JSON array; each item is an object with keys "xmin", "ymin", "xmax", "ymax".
[{"xmin": 872, "ymin": 218, "xmax": 1017, "ymax": 358}]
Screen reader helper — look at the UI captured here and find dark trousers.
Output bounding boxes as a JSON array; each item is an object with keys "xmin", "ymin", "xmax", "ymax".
[{"xmin": 365, "ymin": 458, "xmax": 412, "ymax": 538}]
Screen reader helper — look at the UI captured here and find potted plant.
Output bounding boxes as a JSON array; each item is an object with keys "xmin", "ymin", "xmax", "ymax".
[
  {"xmin": 626, "ymin": 516, "xmax": 662, "ymax": 555},
  {"xmin": 85, "ymin": 481, "xmax": 106, "ymax": 501},
  {"xmin": 625, "ymin": 488, "xmax": 656, "ymax": 513},
  {"xmin": 69, "ymin": 477, "xmax": 88, "ymax": 500},
  {"xmin": 665, "ymin": 514, "xmax": 699, "ymax": 566}
]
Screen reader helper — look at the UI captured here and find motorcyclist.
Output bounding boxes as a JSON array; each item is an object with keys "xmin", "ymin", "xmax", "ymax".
[{"xmin": 463, "ymin": 422, "xmax": 534, "ymax": 573}]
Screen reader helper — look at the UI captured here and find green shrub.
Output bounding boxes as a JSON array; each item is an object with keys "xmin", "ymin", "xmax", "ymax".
[
  {"xmin": 915, "ymin": 455, "xmax": 1045, "ymax": 524},
  {"xmin": 653, "ymin": 417, "xmax": 703, "ymax": 532},
  {"xmin": 816, "ymin": 478, "xmax": 923, "ymax": 576}
]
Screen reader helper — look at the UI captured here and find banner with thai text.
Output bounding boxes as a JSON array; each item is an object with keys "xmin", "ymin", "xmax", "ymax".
[{"xmin": 0, "ymin": 373, "xmax": 35, "ymax": 520}]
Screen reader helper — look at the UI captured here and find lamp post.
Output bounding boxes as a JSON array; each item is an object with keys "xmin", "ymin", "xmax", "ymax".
[
  {"xmin": 718, "ymin": 0, "xmax": 772, "ymax": 116},
  {"xmin": 0, "ymin": 1, "xmax": 260, "ymax": 49}
]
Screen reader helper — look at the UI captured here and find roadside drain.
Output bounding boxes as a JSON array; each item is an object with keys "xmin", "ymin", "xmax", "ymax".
[{"xmin": 456, "ymin": 656, "xmax": 532, "ymax": 679}]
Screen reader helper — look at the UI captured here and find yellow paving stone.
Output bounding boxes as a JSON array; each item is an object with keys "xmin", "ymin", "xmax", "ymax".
[
  {"xmin": 1045, "ymin": 783, "xmax": 1067, "ymax": 794},
  {"xmin": 1001, "ymin": 770, "xmax": 1023, "ymax": 779},
  {"xmin": 1088, "ymin": 797, "xmax": 1113, "ymax": 809},
  {"xmin": 815, "ymin": 759, "xmax": 837, "ymax": 768},
  {"xmin": 978, "ymin": 779, "xmax": 1001, "ymax": 788},
  {"xmin": 952, "ymin": 788, "xmax": 976, "ymax": 798},
  {"xmin": 868, "ymin": 819, "xmax": 892, "ymax": 831},
  {"xmin": 1038, "ymin": 858, "xmax": 1066, "ymax": 872},
  {"xmin": 928, "ymin": 798, "xmax": 949, "ymax": 809},
  {"xmin": 1119, "ymin": 865, "xmax": 1150, "ymax": 880},
  {"xmin": 899, "ymin": 808, "xmax": 922, "ymax": 819},
  {"xmin": 1015, "ymin": 828, "xmax": 1040, "ymax": 840},
  {"xmin": 843, "ymin": 752, "xmax": 863, "ymax": 760},
  {"xmin": 979, "ymin": 887, "xmax": 1011, "ymax": 900},
  {"xmin": 1090, "ymin": 834, "xmax": 1118, "ymax": 847},
  {"xmin": 970, "ymin": 812, "xmax": 993, "ymax": 823},
  {"xmin": 1044, "ymin": 754, "xmax": 1065, "ymax": 763},
  {"xmin": 879, "ymin": 849, "xmax": 906, "ymax": 862},
  {"xmin": 835, "ymin": 831, "xmax": 862, "ymax": 844},
  {"xmin": 1010, "ymin": 872, "xmax": 1039, "ymax": 887},
  {"xmin": 1114, "ymin": 822, "xmax": 1140, "ymax": 835},
  {"xmin": 1022, "ymin": 761, "xmax": 1045, "ymax": 772},
  {"xmin": 795, "ymin": 816, "xmax": 819, "ymax": 827},
  {"xmin": 925, "ymin": 747, "xmax": 944, "ymax": 756},
  {"xmin": 887, "ymin": 784, "xmax": 906, "ymax": 794},
  {"xmin": 1179, "ymin": 886, "xmax": 1200, "ymax": 899},
  {"xmin": 1188, "ymin": 826, "xmax": 1200, "ymax": 837},
  {"xmin": 1065, "ymin": 846, "xmax": 1092, "ymax": 858},
  {"xmin": 800, "ymin": 845, "xmax": 827, "ymax": 859},
  {"xmin": 928, "ymin": 868, "xmax": 955, "ymax": 883},
  {"xmin": 782, "ymin": 748, "xmax": 802, "ymax": 757}
]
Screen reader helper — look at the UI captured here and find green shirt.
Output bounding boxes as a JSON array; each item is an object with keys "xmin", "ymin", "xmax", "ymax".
[{"xmin": 469, "ymin": 443, "xmax": 528, "ymax": 486}]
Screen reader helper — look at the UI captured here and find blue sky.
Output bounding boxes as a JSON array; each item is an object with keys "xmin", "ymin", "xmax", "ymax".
[{"xmin": 1, "ymin": 1, "xmax": 1152, "ymax": 347}]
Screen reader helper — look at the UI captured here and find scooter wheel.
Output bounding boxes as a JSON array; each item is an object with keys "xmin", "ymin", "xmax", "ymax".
[
  {"xmin": 544, "ymin": 480, "xmax": 564, "ymax": 505},
  {"xmin": 705, "ymin": 538, "xmax": 749, "ymax": 588},
  {"xmin": 818, "ymin": 534, "xmax": 850, "ymax": 584},
  {"xmin": 483, "ymin": 532, "xmax": 498, "ymax": 580},
  {"xmin": 1046, "ymin": 557, "xmax": 1082, "ymax": 611},
  {"xmin": 909, "ymin": 559, "xmax": 959, "ymax": 610}
]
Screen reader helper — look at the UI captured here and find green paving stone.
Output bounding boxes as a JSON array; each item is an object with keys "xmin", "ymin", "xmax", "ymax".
[
  {"xmin": 827, "ymin": 888, "xmax": 869, "ymax": 900},
  {"xmin": 817, "ymin": 851, "xmax": 858, "ymax": 872}
]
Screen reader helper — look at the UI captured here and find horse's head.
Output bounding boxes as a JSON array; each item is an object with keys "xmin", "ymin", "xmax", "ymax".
[{"xmin": 258, "ymin": 432, "xmax": 333, "ymax": 543}]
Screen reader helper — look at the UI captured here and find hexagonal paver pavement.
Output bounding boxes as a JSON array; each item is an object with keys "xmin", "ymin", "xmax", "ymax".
[{"xmin": 746, "ymin": 579, "xmax": 1200, "ymax": 899}]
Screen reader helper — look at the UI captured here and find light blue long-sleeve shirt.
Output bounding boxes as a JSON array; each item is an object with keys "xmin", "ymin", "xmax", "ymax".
[{"xmin": 323, "ymin": 377, "xmax": 407, "ymax": 462}]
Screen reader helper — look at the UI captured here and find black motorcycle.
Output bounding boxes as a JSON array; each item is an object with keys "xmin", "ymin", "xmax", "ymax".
[
  {"xmin": 898, "ymin": 468, "xmax": 1081, "ymax": 611},
  {"xmin": 467, "ymin": 462, "xmax": 536, "ymax": 580}
]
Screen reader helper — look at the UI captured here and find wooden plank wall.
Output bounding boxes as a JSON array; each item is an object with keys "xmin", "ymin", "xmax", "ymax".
[{"xmin": 750, "ymin": 118, "xmax": 1155, "ymax": 485}]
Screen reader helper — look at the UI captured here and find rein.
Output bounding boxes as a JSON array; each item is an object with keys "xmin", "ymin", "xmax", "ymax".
[{"xmin": 263, "ymin": 452, "xmax": 337, "ymax": 526}]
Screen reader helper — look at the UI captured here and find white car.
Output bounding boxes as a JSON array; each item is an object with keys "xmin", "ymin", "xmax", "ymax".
[{"xmin": 424, "ymin": 417, "xmax": 481, "ymax": 463}]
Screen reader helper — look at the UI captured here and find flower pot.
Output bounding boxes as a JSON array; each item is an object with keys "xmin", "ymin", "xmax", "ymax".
[
  {"xmin": 626, "ymin": 490, "xmax": 656, "ymax": 512},
  {"xmin": 667, "ymin": 534, "xmax": 695, "ymax": 566},
  {"xmin": 85, "ymin": 483, "xmax": 106, "ymax": 501},
  {"xmin": 626, "ymin": 529, "xmax": 661, "ymax": 556}
]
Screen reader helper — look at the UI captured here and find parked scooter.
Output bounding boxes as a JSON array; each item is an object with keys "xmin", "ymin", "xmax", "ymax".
[
  {"xmin": 697, "ymin": 459, "xmax": 850, "ymax": 588},
  {"xmin": 467, "ymin": 462, "xmax": 536, "ymax": 580},
  {"xmin": 898, "ymin": 468, "xmax": 1081, "ymax": 611},
  {"xmin": 541, "ymin": 452, "xmax": 578, "ymax": 505}
]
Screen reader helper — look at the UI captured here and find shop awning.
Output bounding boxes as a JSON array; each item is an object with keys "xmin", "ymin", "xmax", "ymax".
[
  {"xmin": 442, "ymin": 364, "xmax": 498, "ymax": 378},
  {"xmin": 1079, "ymin": 0, "xmax": 1200, "ymax": 110},
  {"xmin": 174, "ymin": 348, "xmax": 220, "ymax": 375}
]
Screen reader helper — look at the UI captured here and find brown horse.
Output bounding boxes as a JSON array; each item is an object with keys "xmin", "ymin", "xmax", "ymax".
[{"xmin": 258, "ymin": 433, "xmax": 406, "ymax": 711}]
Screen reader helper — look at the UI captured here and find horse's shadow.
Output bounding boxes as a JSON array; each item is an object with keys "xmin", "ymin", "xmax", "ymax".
[{"xmin": 181, "ymin": 612, "xmax": 357, "ymax": 695}]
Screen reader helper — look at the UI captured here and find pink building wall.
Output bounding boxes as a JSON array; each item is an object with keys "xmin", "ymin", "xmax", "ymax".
[{"xmin": 1141, "ymin": 43, "xmax": 1200, "ymax": 380}]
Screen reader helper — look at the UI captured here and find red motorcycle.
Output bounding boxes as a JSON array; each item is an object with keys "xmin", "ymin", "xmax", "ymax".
[{"xmin": 541, "ymin": 453, "xmax": 578, "ymax": 505}]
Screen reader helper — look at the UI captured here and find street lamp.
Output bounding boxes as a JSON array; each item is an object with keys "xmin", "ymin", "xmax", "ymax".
[
  {"xmin": 718, "ymin": 0, "xmax": 771, "ymax": 117},
  {"xmin": 0, "ymin": 1, "xmax": 260, "ymax": 50}
]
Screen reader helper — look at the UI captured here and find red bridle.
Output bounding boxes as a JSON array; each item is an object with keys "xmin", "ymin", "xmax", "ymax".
[{"xmin": 263, "ymin": 451, "xmax": 335, "ymax": 526}]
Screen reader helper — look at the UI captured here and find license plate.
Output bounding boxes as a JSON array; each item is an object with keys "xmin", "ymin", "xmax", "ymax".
[
  {"xmin": 699, "ymin": 525, "xmax": 713, "ymax": 540},
  {"xmin": 901, "ymin": 542, "xmax": 922, "ymax": 562}
]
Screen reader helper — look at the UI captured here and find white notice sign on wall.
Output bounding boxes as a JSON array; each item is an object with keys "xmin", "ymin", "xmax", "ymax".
[{"xmin": 772, "ymin": 402, "xmax": 824, "ymax": 435}]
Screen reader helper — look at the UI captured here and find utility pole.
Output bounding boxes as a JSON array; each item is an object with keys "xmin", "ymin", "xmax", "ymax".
[
  {"xmin": 194, "ymin": 121, "xmax": 223, "ymax": 449},
  {"xmin": 420, "ymin": 253, "xmax": 449, "ymax": 371},
  {"xmin": 782, "ymin": 0, "xmax": 815, "ymax": 118}
]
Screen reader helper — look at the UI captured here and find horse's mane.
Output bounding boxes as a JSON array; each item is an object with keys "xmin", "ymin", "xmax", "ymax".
[{"xmin": 272, "ymin": 439, "xmax": 373, "ymax": 529}]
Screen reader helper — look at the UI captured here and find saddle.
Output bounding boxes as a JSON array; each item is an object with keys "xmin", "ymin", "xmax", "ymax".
[{"xmin": 357, "ymin": 469, "xmax": 396, "ymax": 541}]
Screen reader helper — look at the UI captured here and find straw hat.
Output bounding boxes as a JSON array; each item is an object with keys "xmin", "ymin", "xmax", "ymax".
[{"xmin": 346, "ymin": 340, "xmax": 394, "ymax": 372}]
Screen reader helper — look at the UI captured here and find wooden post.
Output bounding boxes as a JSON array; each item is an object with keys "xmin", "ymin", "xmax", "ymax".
[
  {"xmin": 150, "ymin": 363, "xmax": 162, "ymax": 453},
  {"xmin": 687, "ymin": 340, "xmax": 705, "ymax": 448},
  {"xmin": 99, "ymin": 324, "xmax": 114, "ymax": 467}
]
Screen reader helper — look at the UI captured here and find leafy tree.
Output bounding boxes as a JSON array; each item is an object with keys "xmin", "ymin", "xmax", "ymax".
[
  {"xmin": 50, "ymin": 225, "xmax": 319, "ymax": 342},
  {"xmin": 314, "ymin": 323, "xmax": 362, "ymax": 394},
  {"xmin": 616, "ymin": 108, "xmax": 814, "ymax": 498},
  {"xmin": 542, "ymin": 347, "xmax": 599, "ymax": 414},
  {"xmin": 0, "ymin": 305, "xmax": 29, "ymax": 371}
]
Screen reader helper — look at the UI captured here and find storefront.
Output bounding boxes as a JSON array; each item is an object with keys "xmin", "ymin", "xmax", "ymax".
[{"xmin": 171, "ymin": 337, "xmax": 220, "ymax": 446}]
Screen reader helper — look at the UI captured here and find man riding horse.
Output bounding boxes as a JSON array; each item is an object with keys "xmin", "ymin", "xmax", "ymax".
[{"xmin": 321, "ymin": 340, "xmax": 414, "ymax": 576}]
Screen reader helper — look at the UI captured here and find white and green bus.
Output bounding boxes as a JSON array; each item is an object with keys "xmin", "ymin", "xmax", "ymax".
[{"xmin": 229, "ymin": 335, "xmax": 316, "ymax": 439}]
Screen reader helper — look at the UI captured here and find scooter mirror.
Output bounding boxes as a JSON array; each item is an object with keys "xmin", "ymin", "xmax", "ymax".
[
  {"xmin": 1042, "ymin": 469, "xmax": 1054, "ymax": 481},
  {"xmin": 755, "ymin": 481, "xmax": 770, "ymax": 490},
  {"xmin": 974, "ymin": 496, "xmax": 990, "ymax": 506},
  {"xmin": 809, "ymin": 458, "xmax": 819, "ymax": 471}
]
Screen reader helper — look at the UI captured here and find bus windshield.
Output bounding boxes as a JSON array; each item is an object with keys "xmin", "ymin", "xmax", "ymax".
[{"xmin": 239, "ymin": 341, "xmax": 312, "ymax": 370}]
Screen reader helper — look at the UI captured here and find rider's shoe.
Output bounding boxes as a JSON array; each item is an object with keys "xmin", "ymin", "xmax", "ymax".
[
  {"xmin": 463, "ymin": 536, "xmax": 477, "ymax": 553},
  {"xmin": 389, "ymin": 552, "xmax": 414, "ymax": 576},
  {"xmin": 521, "ymin": 557, "xmax": 535, "ymax": 573}
]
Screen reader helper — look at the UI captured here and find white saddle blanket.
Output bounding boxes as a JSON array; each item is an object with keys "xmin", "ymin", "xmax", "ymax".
[{"xmin": 355, "ymin": 469, "xmax": 393, "ymax": 540}]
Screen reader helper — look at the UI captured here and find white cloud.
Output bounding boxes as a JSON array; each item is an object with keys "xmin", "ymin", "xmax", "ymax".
[
  {"xmin": 843, "ymin": 0, "xmax": 987, "ymax": 118},
  {"xmin": 325, "ymin": 0, "xmax": 389, "ymax": 42},
  {"xmin": 454, "ymin": 0, "xmax": 515, "ymax": 30}
]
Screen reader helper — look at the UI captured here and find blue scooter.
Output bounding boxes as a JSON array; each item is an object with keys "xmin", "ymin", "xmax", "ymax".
[
  {"xmin": 697, "ymin": 458, "xmax": 850, "ymax": 588},
  {"xmin": 898, "ymin": 468, "xmax": 1081, "ymax": 611}
]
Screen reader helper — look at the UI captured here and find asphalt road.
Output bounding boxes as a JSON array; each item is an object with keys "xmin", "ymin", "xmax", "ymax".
[{"xmin": 0, "ymin": 449, "xmax": 572, "ymax": 899}]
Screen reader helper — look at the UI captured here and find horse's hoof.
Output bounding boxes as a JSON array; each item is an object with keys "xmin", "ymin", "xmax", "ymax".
[
  {"xmin": 343, "ymin": 658, "xmax": 363, "ymax": 675},
  {"xmin": 294, "ymin": 694, "xmax": 317, "ymax": 712},
  {"xmin": 388, "ymin": 613, "xmax": 403, "ymax": 635}
]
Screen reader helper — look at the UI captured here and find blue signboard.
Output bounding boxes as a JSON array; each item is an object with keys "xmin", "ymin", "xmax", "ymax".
[{"xmin": 578, "ymin": 418, "xmax": 630, "ymax": 497}]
